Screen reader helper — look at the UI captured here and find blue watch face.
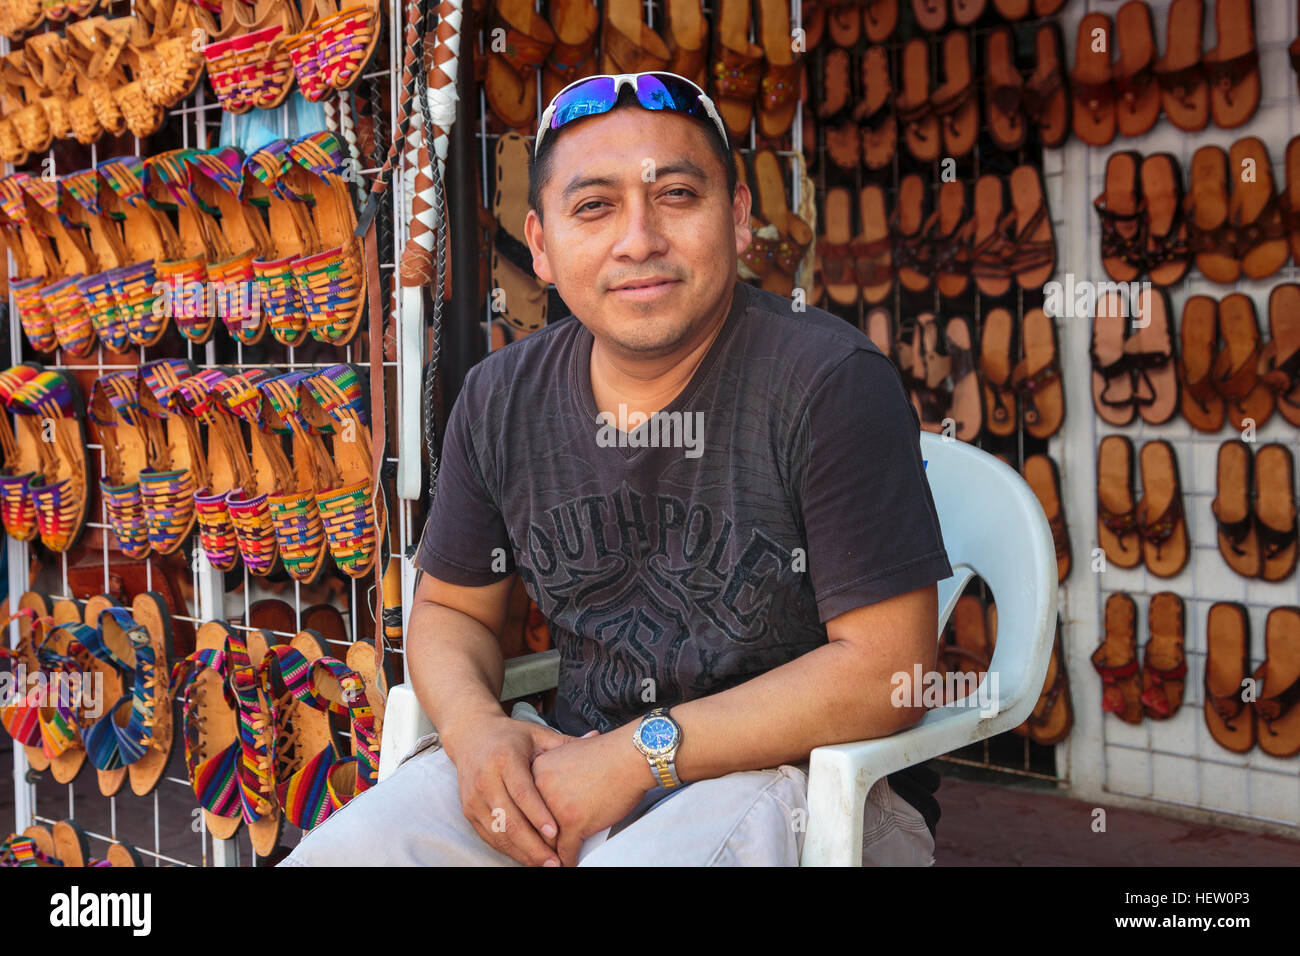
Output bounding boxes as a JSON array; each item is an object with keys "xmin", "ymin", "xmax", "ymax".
[{"xmin": 639, "ymin": 717, "xmax": 676, "ymax": 750}]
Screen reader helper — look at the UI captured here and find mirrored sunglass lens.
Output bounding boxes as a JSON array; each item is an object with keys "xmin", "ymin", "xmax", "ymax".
[
  {"xmin": 551, "ymin": 77, "xmax": 619, "ymax": 128},
  {"xmin": 635, "ymin": 74, "xmax": 705, "ymax": 117}
]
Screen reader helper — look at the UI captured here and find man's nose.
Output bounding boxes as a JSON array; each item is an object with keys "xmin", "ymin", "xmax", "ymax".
[{"xmin": 612, "ymin": 194, "xmax": 669, "ymax": 260}]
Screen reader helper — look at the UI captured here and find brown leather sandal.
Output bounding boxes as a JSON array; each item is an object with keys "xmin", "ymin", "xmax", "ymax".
[
  {"xmin": 1140, "ymin": 153, "xmax": 1189, "ymax": 285},
  {"xmin": 542, "ymin": 0, "xmax": 599, "ymax": 107},
  {"xmin": 994, "ymin": 0, "xmax": 1030, "ymax": 16},
  {"xmin": 1229, "ymin": 136, "xmax": 1288, "ymax": 281},
  {"xmin": 1024, "ymin": 453, "xmax": 1070, "ymax": 582},
  {"xmin": 756, "ymin": 0, "xmax": 799, "ymax": 140},
  {"xmin": 1123, "ymin": 286, "xmax": 1179, "ymax": 426},
  {"xmin": 820, "ymin": 186, "xmax": 859, "ymax": 306},
  {"xmin": 1205, "ymin": 601, "xmax": 1254, "ymax": 752},
  {"xmin": 1092, "ymin": 592, "xmax": 1143, "ymax": 723},
  {"xmin": 1213, "ymin": 440, "xmax": 1260, "ymax": 578},
  {"xmin": 1098, "ymin": 434, "xmax": 1141, "ymax": 569},
  {"xmin": 866, "ymin": 306, "xmax": 893, "ymax": 357},
  {"xmin": 1285, "ymin": 135, "xmax": 1300, "ymax": 266},
  {"xmin": 1011, "ymin": 307, "xmax": 1064, "ymax": 439},
  {"xmin": 1179, "ymin": 294, "xmax": 1225, "ymax": 431},
  {"xmin": 945, "ymin": 315, "xmax": 982, "ymax": 443},
  {"xmin": 1213, "ymin": 291, "xmax": 1273, "ymax": 431},
  {"xmin": 898, "ymin": 37, "xmax": 938, "ymax": 163},
  {"xmin": 1155, "ymin": 0, "xmax": 1209, "ymax": 132},
  {"xmin": 862, "ymin": 0, "xmax": 897, "ymax": 43},
  {"xmin": 1071, "ymin": 12, "xmax": 1116, "ymax": 146},
  {"xmin": 853, "ymin": 183, "xmax": 892, "ymax": 304},
  {"xmin": 1095, "ymin": 150, "xmax": 1144, "ymax": 282},
  {"xmin": 1137, "ymin": 439, "xmax": 1188, "ymax": 577},
  {"xmin": 951, "ymin": 0, "xmax": 985, "ymax": 27},
  {"xmin": 980, "ymin": 306, "xmax": 1016, "ymax": 437},
  {"xmin": 893, "ymin": 173, "xmax": 931, "ymax": 293},
  {"xmin": 911, "ymin": 0, "xmax": 945, "ymax": 33},
  {"xmin": 827, "ymin": 0, "xmax": 861, "ymax": 48},
  {"xmin": 854, "ymin": 46, "xmax": 896, "ymax": 170},
  {"xmin": 1258, "ymin": 283, "xmax": 1300, "ymax": 428},
  {"xmin": 818, "ymin": 47, "xmax": 850, "ymax": 119},
  {"xmin": 1019, "ymin": 625, "xmax": 1074, "ymax": 745},
  {"xmin": 486, "ymin": 0, "xmax": 556, "ymax": 130},
  {"xmin": 985, "ymin": 25, "xmax": 1026, "ymax": 152},
  {"xmin": 1255, "ymin": 443, "xmax": 1298, "ymax": 582},
  {"xmin": 1203, "ymin": 0, "xmax": 1259, "ymax": 129},
  {"xmin": 1142, "ymin": 592, "xmax": 1187, "ymax": 719},
  {"xmin": 1025, "ymin": 22, "xmax": 1070, "ymax": 149},
  {"xmin": 1007, "ymin": 165, "xmax": 1055, "ymax": 290},
  {"xmin": 909, "ymin": 313, "xmax": 951, "ymax": 434},
  {"xmin": 931, "ymin": 30, "xmax": 976, "ymax": 158},
  {"xmin": 1254, "ymin": 607, "xmax": 1300, "ymax": 756},
  {"xmin": 970, "ymin": 174, "xmax": 1013, "ymax": 298},
  {"xmin": 748, "ymin": 149, "xmax": 813, "ymax": 295},
  {"xmin": 1186, "ymin": 144, "xmax": 1240, "ymax": 283},
  {"xmin": 1114, "ymin": 0, "xmax": 1160, "ymax": 138},
  {"xmin": 931, "ymin": 179, "xmax": 970, "ymax": 297},
  {"xmin": 710, "ymin": 0, "xmax": 761, "ymax": 139}
]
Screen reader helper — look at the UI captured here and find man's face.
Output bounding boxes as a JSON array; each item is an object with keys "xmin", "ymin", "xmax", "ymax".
[{"xmin": 523, "ymin": 108, "xmax": 752, "ymax": 356}]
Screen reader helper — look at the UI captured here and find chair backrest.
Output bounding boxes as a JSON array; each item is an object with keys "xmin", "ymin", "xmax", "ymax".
[{"xmin": 919, "ymin": 433, "xmax": 1058, "ymax": 725}]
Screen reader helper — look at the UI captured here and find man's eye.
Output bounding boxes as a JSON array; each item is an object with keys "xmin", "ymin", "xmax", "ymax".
[
  {"xmin": 577, "ymin": 200, "xmax": 607, "ymax": 213},
  {"xmin": 664, "ymin": 188, "xmax": 694, "ymax": 198}
]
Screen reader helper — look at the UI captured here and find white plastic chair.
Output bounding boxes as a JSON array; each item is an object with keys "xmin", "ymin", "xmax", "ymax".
[{"xmin": 379, "ymin": 433, "xmax": 1059, "ymax": 866}]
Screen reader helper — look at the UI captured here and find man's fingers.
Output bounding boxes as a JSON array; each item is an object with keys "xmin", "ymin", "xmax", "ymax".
[
  {"xmin": 529, "ymin": 724, "xmax": 574, "ymax": 753},
  {"xmin": 483, "ymin": 791, "xmax": 560, "ymax": 867},
  {"xmin": 503, "ymin": 762, "xmax": 560, "ymax": 847},
  {"xmin": 557, "ymin": 829, "xmax": 583, "ymax": 868}
]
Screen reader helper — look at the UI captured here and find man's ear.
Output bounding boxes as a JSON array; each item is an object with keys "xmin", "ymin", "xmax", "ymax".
[
  {"xmin": 733, "ymin": 182, "xmax": 753, "ymax": 256},
  {"xmin": 523, "ymin": 209, "xmax": 554, "ymax": 284}
]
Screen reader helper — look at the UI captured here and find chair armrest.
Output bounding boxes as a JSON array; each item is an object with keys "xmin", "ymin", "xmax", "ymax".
[{"xmin": 501, "ymin": 649, "xmax": 561, "ymax": 699}]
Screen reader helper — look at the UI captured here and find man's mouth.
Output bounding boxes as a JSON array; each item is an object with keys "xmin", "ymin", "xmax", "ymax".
[{"xmin": 610, "ymin": 278, "xmax": 678, "ymax": 299}]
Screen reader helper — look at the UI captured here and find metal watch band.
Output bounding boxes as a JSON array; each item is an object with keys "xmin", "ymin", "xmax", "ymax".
[{"xmin": 650, "ymin": 754, "xmax": 682, "ymax": 788}]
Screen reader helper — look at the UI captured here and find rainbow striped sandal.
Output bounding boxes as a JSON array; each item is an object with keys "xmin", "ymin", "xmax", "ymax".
[
  {"xmin": 315, "ymin": 0, "xmax": 383, "ymax": 92},
  {"xmin": 89, "ymin": 370, "xmax": 154, "ymax": 560},
  {"xmin": 60, "ymin": 168, "xmax": 132, "ymax": 354},
  {"xmin": 31, "ymin": 602, "xmax": 93, "ymax": 785},
  {"xmin": 286, "ymin": 131, "xmax": 366, "ymax": 346},
  {"xmin": 245, "ymin": 141, "xmax": 321, "ymax": 347},
  {"xmin": 0, "ymin": 364, "xmax": 46, "ymax": 542},
  {"xmin": 75, "ymin": 594, "xmax": 131, "ymax": 797},
  {"xmin": 214, "ymin": 370, "xmax": 287, "ymax": 577},
  {"xmin": 266, "ymin": 631, "xmax": 380, "ymax": 831},
  {"xmin": 9, "ymin": 368, "xmax": 92, "ymax": 554},
  {"xmin": 138, "ymin": 359, "xmax": 209, "ymax": 556},
  {"xmin": 300, "ymin": 364, "xmax": 383, "ymax": 579},
  {"xmin": 260, "ymin": 371, "xmax": 330, "ymax": 583},
  {"xmin": 0, "ymin": 592, "xmax": 54, "ymax": 773},
  {"xmin": 0, "ymin": 174, "xmax": 58, "ymax": 352},
  {"xmin": 170, "ymin": 621, "xmax": 283, "ymax": 857},
  {"xmin": 283, "ymin": 0, "xmax": 336, "ymax": 102},
  {"xmin": 19, "ymin": 175, "xmax": 99, "ymax": 359}
]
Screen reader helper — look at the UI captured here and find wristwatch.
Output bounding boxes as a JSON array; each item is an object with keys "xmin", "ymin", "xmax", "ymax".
[{"xmin": 632, "ymin": 707, "xmax": 683, "ymax": 788}]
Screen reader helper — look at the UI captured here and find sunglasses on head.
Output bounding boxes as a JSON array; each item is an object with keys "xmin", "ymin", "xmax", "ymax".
[{"xmin": 535, "ymin": 72, "xmax": 730, "ymax": 158}]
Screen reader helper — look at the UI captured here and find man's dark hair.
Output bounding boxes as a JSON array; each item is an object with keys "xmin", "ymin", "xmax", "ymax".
[{"xmin": 527, "ymin": 85, "xmax": 738, "ymax": 224}]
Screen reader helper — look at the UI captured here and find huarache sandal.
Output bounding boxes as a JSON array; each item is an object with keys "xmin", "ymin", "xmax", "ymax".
[
  {"xmin": 1186, "ymin": 144, "xmax": 1239, "ymax": 283},
  {"xmin": 1094, "ymin": 151, "xmax": 1144, "ymax": 282},
  {"xmin": 1213, "ymin": 440, "xmax": 1260, "ymax": 578},
  {"xmin": 73, "ymin": 595, "xmax": 127, "ymax": 796},
  {"xmin": 944, "ymin": 315, "xmax": 982, "ymax": 443},
  {"xmin": 932, "ymin": 30, "xmax": 976, "ymax": 158},
  {"xmin": 819, "ymin": 186, "xmax": 859, "ymax": 307},
  {"xmin": 32, "ymin": 606, "xmax": 93, "ymax": 783},
  {"xmin": 139, "ymin": 359, "xmax": 210, "ymax": 556},
  {"xmin": 1253, "ymin": 607, "xmax": 1300, "ymax": 757},
  {"xmin": 58, "ymin": 170, "xmax": 130, "ymax": 354},
  {"xmin": 0, "ymin": 177, "xmax": 58, "ymax": 353},
  {"xmin": 1139, "ymin": 153, "xmax": 1189, "ymax": 285},
  {"xmin": 9, "ymin": 370, "xmax": 91, "ymax": 554},
  {"xmin": 970, "ymin": 174, "xmax": 1014, "ymax": 298},
  {"xmin": 216, "ymin": 370, "xmax": 288, "ymax": 578},
  {"xmin": 1258, "ymin": 284, "xmax": 1300, "ymax": 427},
  {"xmin": 1092, "ymin": 592, "xmax": 1142, "ymax": 724},
  {"xmin": 862, "ymin": 0, "xmax": 897, "ymax": 41},
  {"xmin": 1025, "ymin": 22, "xmax": 1070, "ymax": 149},
  {"xmin": 1123, "ymin": 286, "xmax": 1179, "ymax": 426},
  {"xmin": 985, "ymin": 26, "xmax": 1026, "ymax": 152},
  {"xmin": 710, "ymin": 0, "xmax": 761, "ymax": 139},
  {"xmin": 138, "ymin": 0, "xmax": 209, "ymax": 108},
  {"xmin": 261, "ymin": 372, "xmax": 332, "ymax": 583},
  {"xmin": 344, "ymin": 637, "xmax": 392, "ymax": 768},
  {"xmin": 312, "ymin": 0, "xmax": 385, "ymax": 92},
  {"xmin": 1155, "ymin": 0, "xmax": 1209, "ymax": 132},
  {"xmin": 487, "ymin": 0, "xmax": 556, "ymax": 129},
  {"xmin": 1011, "ymin": 307, "xmax": 1064, "ymax": 439},
  {"xmin": 1006, "ymin": 166, "xmax": 1055, "ymax": 291},
  {"xmin": 543, "ymin": 0, "xmax": 601, "ymax": 103},
  {"xmin": 491, "ymin": 133, "xmax": 547, "ymax": 334},
  {"xmin": 980, "ymin": 307, "xmax": 1016, "ymax": 437},
  {"xmin": 931, "ymin": 180, "xmax": 970, "ymax": 298},
  {"xmin": 1179, "ymin": 295, "xmax": 1225, "ymax": 432},
  {"xmin": 1141, "ymin": 591, "xmax": 1186, "ymax": 719},
  {"xmin": 90, "ymin": 371, "xmax": 153, "ymax": 560},
  {"xmin": 1097, "ymin": 435, "xmax": 1140, "ymax": 569},
  {"xmin": 1213, "ymin": 292, "xmax": 1273, "ymax": 431},
  {"xmin": 756, "ymin": 0, "xmax": 799, "ymax": 140},
  {"xmin": 1203, "ymin": 0, "xmax": 1259, "ymax": 129},
  {"xmin": 1070, "ymin": 12, "xmax": 1116, "ymax": 146},
  {"xmin": 854, "ymin": 46, "xmax": 896, "ymax": 170},
  {"xmin": 1113, "ymin": 0, "xmax": 1160, "ymax": 138},
  {"xmin": 1228, "ymin": 136, "xmax": 1288, "ymax": 281},
  {"xmin": 0, "ymin": 592, "xmax": 54, "ymax": 771},
  {"xmin": 898, "ymin": 38, "xmax": 938, "ymax": 163},
  {"xmin": 1204, "ymin": 601, "xmax": 1254, "ymax": 752},
  {"xmin": 1136, "ymin": 439, "xmax": 1188, "ymax": 577},
  {"xmin": 893, "ymin": 173, "xmax": 931, "ymax": 294},
  {"xmin": 852, "ymin": 183, "xmax": 892, "ymax": 304},
  {"xmin": 1254, "ymin": 443, "xmax": 1298, "ymax": 582},
  {"xmin": 1025, "ymin": 454, "xmax": 1070, "ymax": 582},
  {"xmin": 0, "ymin": 370, "xmax": 45, "ymax": 540}
]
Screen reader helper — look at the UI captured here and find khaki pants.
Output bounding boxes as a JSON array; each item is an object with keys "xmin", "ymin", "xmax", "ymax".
[{"xmin": 280, "ymin": 703, "xmax": 935, "ymax": 867}]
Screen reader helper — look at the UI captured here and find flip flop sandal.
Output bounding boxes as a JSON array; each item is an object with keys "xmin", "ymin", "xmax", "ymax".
[
  {"xmin": 862, "ymin": 0, "xmax": 897, "ymax": 41},
  {"xmin": 1258, "ymin": 284, "xmax": 1300, "ymax": 428},
  {"xmin": 1011, "ymin": 307, "xmax": 1065, "ymax": 439},
  {"xmin": 1112, "ymin": 0, "xmax": 1160, "ymax": 138},
  {"xmin": 897, "ymin": 38, "xmax": 938, "ymax": 163},
  {"xmin": 984, "ymin": 26, "xmax": 1026, "ymax": 153},
  {"xmin": 826, "ymin": 118, "xmax": 861, "ymax": 171},
  {"xmin": 852, "ymin": 183, "xmax": 892, "ymax": 304},
  {"xmin": 0, "ymin": 592, "xmax": 54, "ymax": 771},
  {"xmin": 544, "ymin": 0, "xmax": 601, "ymax": 104},
  {"xmin": 709, "ymin": 0, "xmax": 761, "ymax": 139},
  {"xmin": 1023, "ymin": 22, "xmax": 1070, "ymax": 150},
  {"xmin": 909, "ymin": 313, "xmax": 951, "ymax": 434},
  {"xmin": 865, "ymin": 307, "xmax": 893, "ymax": 358},
  {"xmin": 1139, "ymin": 153, "xmax": 1189, "ymax": 285},
  {"xmin": 1012, "ymin": 622, "xmax": 1073, "ymax": 745},
  {"xmin": 1140, "ymin": 591, "xmax": 1186, "ymax": 720},
  {"xmin": 260, "ymin": 372, "xmax": 332, "ymax": 584},
  {"xmin": 1253, "ymin": 607, "xmax": 1300, "ymax": 758},
  {"xmin": 892, "ymin": 174, "xmax": 931, "ymax": 294},
  {"xmin": 1070, "ymin": 12, "xmax": 1116, "ymax": 146},
  {"xmin": 300, "ymin": 365, "xmax": 384, "ymax": 580},
  {"xmin": 484, "ymin": 0, "xmax": 556, "ymax": 129},
  {"xmin": 970, "ymin": 174, "xmax": 1014, "ymax": 298},
  {"xmin": 930, "ymin": 31, "xmax": 976, "ymax": 159},
  {"xmin": 1212, "ymin": 440, "xmax": 1260, "ymax": 578},
  {"xmin": 9, "ymin": 369, "xmax": 91, "ymax": 554},
  {"xmin": 1203, "ymin": 0, "xmax": 1259, "ymax": 129},
  {"xmin": 854, "ymin": 46, "xmax": 896, "ymax": 171},
  {"xmin": 930, "ymin": 180, "xmax": 970, "ymax": 298},
  {"xmin": 1097, "ymin": 435, "xmax": 1140, "ymax": 569},
  {"xmin": 827, "ymin": 1, "xmax": 860, "ymax": 49},
  {"xmin": 802, "ymin": 0, "xmax": 825, "ymax": 51},
  {"xmin": 1155, "ymin": 0, "xmax": 1209, "ymax": 132},
  {"xmin": 1185, "ymin": 144, "xmax": 1239, "ymax": 283},
  {"xmin": 1284, "ymin": 135, "xmax": 1300, "ymax": 267},
  {"xmin": 819, "ymin": 186, "xmax": 859, "ymax": 306},
  {"xmin": 490, "ymin": 133, "xmax": 548, "ymax": 334},
  {"xmin": 1212, "ymin": 292, "xmax": 1273, "ymax": 431},
  {"xmin": 58, "ymin": 170, "xmax": 131, "ymax": 355},
  {"xmin": 246, "ymin": 141, "xmax": 323, "ymax": 348},
  {"xmin": 313, "ymin": 0, "xmax": 384, "ymax": 93},
  {"xmin": 32, "ymin": 607, "xmax": 93, "ymax": 783},
  {"xmin": 1122, "ymin": 286, "xmax": 1178, "ymax": 426},
  {"xmin": 90, "ymin": 370, "xmax": 154, "ymax": 560},
  {"xmin": 1006, "ymin": 166, "xmax": 1055, "ymax": 291},
  {"xmin": 1254, "ymin": 443, "xmax": 1298, "ymax": 582},
  {"xmin": 755, "ymin": 0, "xmax": 798, "ymax": 140},
  {"xmin": 1091, "ymin": 592, "xmax": 1143, "ymax": 724},
  {"xmin": 980, "ymin": 307, "xmax": 1016, "ymax": 437},
  {"xmin": 817, "ymin": 47, "xmax": 850, "ymax": 119},
  {"xmin": 139, "ymin": 358, "xmax": 210, "ymax": 556},
  {"xmin": 1024, "ymin": 454, "xmax": 1070, "ymax": 582},
  {"xmin": 911, "ymin": 0, "xmax": 946, "ymax": 33},
  {"xmin": 944, "ymin": 316, "xmax": 982, "ymax": 443},
  {"xmin": 1228, "ymin": 136, "xmax": 1288, "ymax": 281},
  {"xmin": 1178, "ymin": 295, "xmax": 1225, "ymax": 432},
  {"xmin": 1136, "ymin": 439, "xmax": 1189, "ymax": 577},
  {"xmin": 1204, "ymin": 601, "xmax": 1254, "ymax": 752},
  {"xmin": 215, "ymin": 370, "xmax": 288, "ymax": 578}
]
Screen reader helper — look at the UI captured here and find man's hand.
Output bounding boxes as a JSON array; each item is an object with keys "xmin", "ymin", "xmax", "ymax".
[
  {"xmin": 448, "ymin": 714, "xmax": 576, "ymax": 867},
  {"xmin": 531, "ymin": 727, "xmax": 653, "ymax": 866}
]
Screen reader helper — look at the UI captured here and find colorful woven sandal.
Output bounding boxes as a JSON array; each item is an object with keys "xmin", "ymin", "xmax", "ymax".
[
  {"xmin": 75, "ymin": 593, "xmax": 130, "ymax": 796},
  {"xmin": 0, "ymin": 592, "xmax": 54, "ymax": 772},
  {"xmin": 173, "ymin": 368, "xmax": 253, "ymax": 573},
  {"xmin": 314, "ymin": 0, "xmax": 383, "ymax": 92},
  {"xmin": 31, "ymin": 600, "xmax": 93, "ymax": 784},
  {"xmin": 9, "ymin": 369, "xmax": 92, "ymax": 553},
  {"xmin": 0, "ymin": 364, "xmax": 46, "ymax": 542},
  {"xmin": 284, "ymin": 0, "xmax": 338, "ymax": 102},
  {"xmin": 20, "ymin": 176, "xmax": 100, "ymax": 360},
  {"xmin": 245, "ymin": 141, "xmax": 321, "ymax": 347},
  {"xmin": 0, "ymin": 174, "xmax": 59, "ymax": 352},
  {"xmin": 89, "ymin": 370, "xmax": 154, "ymax": 560},
  {"xmin": 139, "ymin": 0, "xmax": 209, "ymax": 108},
  {"xmin": 261, "ymin": 371, "xmax": 331, "ymax": 583},
  {"xmin": 138, "ymin": 359, "xmax": 209, "ymax": 556},
  {"xmin": 170, "ymin": 621, "xmax": 283, "ymax": 856},
  {"xmin": 300, "ymin": 364, "xmax": 383, "ymax": 578},
  {"xmin": 214, "ymin": 369, "xmax": 287, "ymax": 577},
  {"xmin": 59, "ymin": 169, "xmax": 132, "ymax": 354},
  {"xmin": 286, "ymin": 131, "xmax": 366, "ymax": 346}
]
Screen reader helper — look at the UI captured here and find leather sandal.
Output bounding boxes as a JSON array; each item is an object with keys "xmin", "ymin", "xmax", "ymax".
[
  {"xmin": 818, "ymin": 47, "xmax": 850, "ymax": 119},
  {"xmin": 854, "ymin": 46, "xmax": 896, "ymax": 170},
  {"xmin": 491, "ymin": 133, "xmax": 548, "ymax": 333},
  {"xmin": 1016, "ymin": 623, "xmax": 1073, "ymax": 745},
  {"xmin": 1113, "ymin": 0, "xmax": 1160, "ymax": 138},
  {"xmin": 862, "ymin": 0, "xmax": 897, "ymax": 43},
  {"xmin": 215, "ymin": 370, "xmax": 288, "ymax": 577},
  {"xmin": 827, "ymin": 0, "xmax": 860, "ymax": 48},
  {"xmin": 930, "ymin": 180, "xmax": 970, "ymax": 298},
  {"xmin": 1097, "ymin": 434, "xmax": 1140, "ymax": 569},
  {"xmin": 1140, "ymin": 152, "xmax": 1189, "ymax": 285},
  {"xmin": 951, "ymin": 0, "xmax": 984, "ymax": 26},
  {"xmin": 1228, "ymin": 136, "xmax": 1288, "ymax": 281},
  {"xmin": 1254, "ymin": 607, "xmax": 1300, "ymax": 756},
  {"xmin": 1136, "ymin": 439, "xmax": 1188, "ymax": 577},
  {"xmin": 1024, "ymin": 454, "xmax": 1070, "ymax": 582},
  {"xmin": 261, "ymin": 372, "xmax": 333, "ymax": 583},
  {"xmin": 819, "ymin": 186, "xmax": 858, "ymax": 306},
  {"xmin": 1091, "ymin": 592, "xmax": 1142, "ymax": 723},
  {"xmin": 747, "ymin": 149, "xmax": 813, "ymax": 296},
  {"xmin": 1258, "ymin": 283, "xmax": 1300, "ymax": 428},
  {"xmin": 1006, "ymin": 165, "xmax": 1055, "ymax": 290},
  {"xmin": 911, "ymin": 0, "xmax": 945, "ymax": 33},
  {"xmin": 543, "ymin": 0, "xmax": 600, "ymax": 104},
  {"xmin": 1213, "ymin": 291, "xmax": 1273, "ymax": 431},
  {"xmin": 984, "ymin": 26, "xmax": 1025, "ymax": 152},
  {"xmin": 8, "ymin": 369, "xmax": 91, "ymax": 554},
  {"xmin": 1123, "ymin": 286, "xmax": 1178, "ymax": 425},
  {"xmin": 1094, "ymin": 150, "xmax": 1144, "ymax": 282},
  {"xmin": 1071, "ymin": 12, "xmax": 1116, "ymax": 146},
  {"xmin": 1255, "ymin": 443, "xmax": 1298, "ymax": 583},
  {"xmin": 1204, "ymin": 601, "xmax": 1254, "ymax": 752},
  {"xmin": 893, "ymin": 173, "xmax": 931, "ymax": 293},
  {"xmin": 1025, "ymin": 22, "xmax": 1070, "ymax": 149},
  {"xmin": 756, "ymin": 0, "xmax": 799, "ymax": 140},
  {"xmin": 1011, "ymin": 307, "xmax": 1064, "ymax": 439},
  {"xmin": 944, "ymin": 315, "xmax": 982, "ymax": 443},
  {"xmin": 1155, "ymin": 0, "xmax": 1209, "ymax": 132},
  {"xmin": 1142, "ymin": 592, "xmax": 1186, "ymax": 719},
  {"xmin": 970, "ymin": 174, "xmax": 1014, "ymax": 298},
  {"xmin": 710, "ymin": 0, "xmax": 761, "ymax": 139},
  {"xmin": 898, "ymin": 38, "xmax": 938, "ymax": 162},
  {"xmin": 0, "ymin": 370, "xmax": 45, "ymax": 545},
  {"xmin": 486, "ymin": 0, "xmax": 557, "ymax": 130},
  {"xmin": 852, "ymin": 183, "xmax": 892, "ymax": 304},
  {"xmin": 1203, "ymin": 0, "xmax": 1259, "ymax": 129},
  {"xmin": 908, "ymin": 313, "xmax": 951, "ymax": 435},
  {"xmin": 1213, "ymin": 440, "xmax": 1260, "ymax": 578},
  {"xmin": 980, "ymin": 306, "xmax": 1016, "ymax": 437},
  {"xmin": 90, "ymin": 371, "xmax": 154, "ymax": 560},
  {"xmin": 1179, "ymin": 294, "xmax": 1225, "ymax": 431},
  {"xmin": 1186, "ymin": 144, "xmax": 1239, "ymax": 283},
  {"xmin": 59, "ymin": 170, "xmax": 131, "ymax": 354},
  {"xmin": 138, "ymin": 359, "xmax": 209, "ymax": 556},
  {"xmin": 932, "ymin": 30, "xmax": 976, "ymax": 158}
]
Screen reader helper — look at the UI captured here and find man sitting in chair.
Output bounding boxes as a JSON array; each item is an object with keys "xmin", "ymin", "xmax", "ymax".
[{"xmin": 283, "ymin": 72, "xmax": 951, "ymax": 867}]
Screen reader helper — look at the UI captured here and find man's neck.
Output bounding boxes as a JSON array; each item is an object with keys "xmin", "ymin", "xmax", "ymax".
[{"xmin": 589, "ymin": 284, "xmax": 736, "ymax": 420}]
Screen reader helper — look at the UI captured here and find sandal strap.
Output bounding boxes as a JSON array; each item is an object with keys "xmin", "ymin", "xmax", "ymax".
[
  {"xmin": 1204, "ymin": 45, "xmax": 1259, "ymax": 92},
  {"xmin": 1098, "ymin": 501, "xmax": 1138, "ymax": 537},
  {"xmin": 1138, "ymin": 492, "xmax": 1183, "ymax": 545},
  {"xmin": 1071, "ymin": 74, "xmax": 1115, "ymax": 110},
  {"xmin": 1256, "ymin": 509, "xmax": 1298, "ymax": 561},
  {"xmin": 1154, "ymin": 61, "xmax": 1206, "ymax": 95},
  {"xmin": 486, "ymin": 5, "xmax": 554, "ymax": 76},
  {"xmin": 1211, "ymin": 498, "xmax": 1253, "ymax": 554},
  {"xmin": 1213, "ymin": 341, "xmax": 1263, "ymax": 401},
  {"xmin": 1021, "ymin": 68, "xmax": 1064, "ymax": 121},
  {"xmin": 1178, "ymin": 356, "xmax": 1221, "ymax": 414},
  {"xmin": 711, "ymin": 44, "xmax": 761, "ymax": 101},
  {"xmin": 1091, "ymin": 652, "xmax": 1139, "ymax": 682},
  {"xmin": 1253, "ymin": 661, "xmax": 1300, "ymax": 726}
]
